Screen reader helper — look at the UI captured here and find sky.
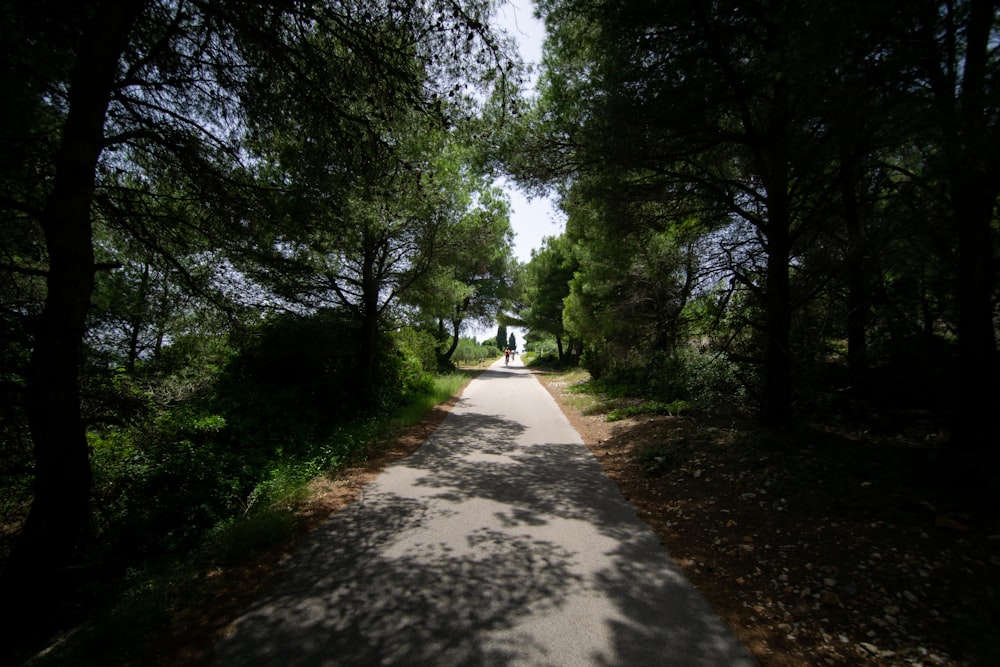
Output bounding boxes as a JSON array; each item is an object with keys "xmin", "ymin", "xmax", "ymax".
[
  {"xmin": 490, "ymin": 1, "xmax": 566, "ymax": 265},
  {"xmin": 463, "ymin": 2, "xmax": 564, "ymax": 347}
]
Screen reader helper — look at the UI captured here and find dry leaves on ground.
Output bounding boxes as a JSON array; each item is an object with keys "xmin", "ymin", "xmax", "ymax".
[{"xmin": 534, "ymin": 369, "xmax": 1000, "ymax": 667}]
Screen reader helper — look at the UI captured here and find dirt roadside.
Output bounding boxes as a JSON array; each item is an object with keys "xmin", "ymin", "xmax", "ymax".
[{"xmin": 532, "ymin": 369, "xmax": 998, "ymax": 667}]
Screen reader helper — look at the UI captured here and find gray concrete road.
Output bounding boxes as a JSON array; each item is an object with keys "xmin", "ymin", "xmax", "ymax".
[{"xmin": 214, "ymin": 359, "xmax": 756, "ymax": 666}]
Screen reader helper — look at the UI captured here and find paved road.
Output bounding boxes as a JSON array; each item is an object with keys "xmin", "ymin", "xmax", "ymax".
[{"xmin": 214, "ymin": 359, "xmax": 756, "ymax": 666}]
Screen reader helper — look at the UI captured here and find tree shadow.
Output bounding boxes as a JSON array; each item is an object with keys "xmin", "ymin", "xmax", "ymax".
[
  {"xmin": 214, "ymin": 375, "xmax": 755, "ymax": 666},
  {"xmin": 214, "ymin": 489, "xmax": 583, "ymax": 666}
]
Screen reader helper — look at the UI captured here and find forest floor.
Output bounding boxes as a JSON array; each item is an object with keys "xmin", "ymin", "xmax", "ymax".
[
  {"xmin": 534, "ymin": 369, "xmax": 1000, "ymax": 667},
  {"xmin": 40, "ymin": 365, "xmax": 998, "ymax": 667}
]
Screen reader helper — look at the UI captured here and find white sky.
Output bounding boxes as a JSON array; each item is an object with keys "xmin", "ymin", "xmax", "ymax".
[
  {"xmin": 467, "ymin": 1, "xmax": 564, "ymax": 347},
  {"xmin": 491, "ymin": 1, "xmax": 566, "ymax": 265}
]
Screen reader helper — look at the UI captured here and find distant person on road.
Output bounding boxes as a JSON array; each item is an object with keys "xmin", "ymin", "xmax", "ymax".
[{"xmin": 504, "ymin": 347, "xmax": 510, "ymax": 365}]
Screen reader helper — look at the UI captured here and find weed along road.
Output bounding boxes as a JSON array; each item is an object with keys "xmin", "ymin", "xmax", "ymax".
[{"xmin": 214, "ymin": 358, "xmax": 756, "ymax": 667}]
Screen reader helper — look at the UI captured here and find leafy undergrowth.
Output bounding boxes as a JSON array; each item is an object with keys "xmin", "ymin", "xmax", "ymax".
[
  {"xmin": 605, "ymin": 399, "xmax": 691, "ymax": 422},
  {"xmin": 536, "ymin": 368, "xmax": 1000, "ymax": 667},
  {"xmin": 24, "ymin": 372, "xmax": 476, "ymax": 667}
]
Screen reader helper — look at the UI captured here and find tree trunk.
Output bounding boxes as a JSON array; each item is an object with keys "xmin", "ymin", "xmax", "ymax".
[
  {"xmin": 950, "ymin": 0, "xmax": 998, "ymax": 457},
  {"xmin": 0, "ymin": 0, "xmax": 144, "ymax": 653},
  {"xmin": 759, "ymin": 82, "xmax": 795, "ymax": 428},
  {"xmin": 357, "ymin": 235, "xmax": 384, "ymax": 397},
  {"xmin": 761, "ymin": 210, "xmax": 793, "ymax": 428},
  {"xmin": 840, "ymin": 146, "xmax": 870, "ymax": 390},
  {"xmin": 953, "ymin": 182, "xmax": 997, "ymax": 451},
  {"xmin": 441, "ymin": 317, "xmax": 461, "ymax": 362}
]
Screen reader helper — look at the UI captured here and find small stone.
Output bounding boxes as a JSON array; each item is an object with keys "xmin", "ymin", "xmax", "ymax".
[{"xmin": 860, "ymin": 641, "xmax": 880, "ymax": 655}]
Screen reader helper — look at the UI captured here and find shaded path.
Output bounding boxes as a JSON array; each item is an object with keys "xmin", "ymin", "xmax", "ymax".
[{"xmin": 213, "ymin": 359, "xmax": 756, "ymax": 666}]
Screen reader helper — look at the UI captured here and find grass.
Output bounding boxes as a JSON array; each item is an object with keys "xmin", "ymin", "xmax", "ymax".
[
  {"xmin": 606, "ymin": 400, "xmax": 691, "ymax": 422},
  {"xmin": 391, "ymin": 372, "xmax": 471, "ymax": 427},
  {"xmin": 540, "ymin": 368, "xmax": 610, "ymax": 416},
  {"xmin": 26, "ymin": 370, "xmax": 475, "ymax": 667},
  {"xmin": 544, "ymin": 369, "xmax": 692, "ymax": 421}
]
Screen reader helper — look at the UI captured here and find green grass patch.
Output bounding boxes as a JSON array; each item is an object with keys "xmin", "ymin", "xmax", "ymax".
[
  {"xmin": 543, "ymin": 369, "xmax": 611, "ymax": 415},
  {"xmin": 203, "ymin": 507, "xmax": 298, "ymax": 565},
  {"xmin": 606, "ymin": 400, "xmax": 691, "ymax": 422},
  {"xmin": 28, "ymin": 369, "xmax": 472, "ymax": 667},
  {"xmin": 391, "ymin": 372, "xmax": 470, "ymax": 427}
]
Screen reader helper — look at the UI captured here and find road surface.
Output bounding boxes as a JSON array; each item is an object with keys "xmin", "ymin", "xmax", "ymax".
[{"xmin": 214, "ymin": 358, "xmax": 756, "ymax": 666}]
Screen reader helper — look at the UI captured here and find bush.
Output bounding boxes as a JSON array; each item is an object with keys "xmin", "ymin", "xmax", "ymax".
[
  {"xmin": 452, "ymin": 337, "xmax": 494, "ymax": 366},
  {"xmin": 579, "ymin": 346, "xmax": 748, "ymax": 415},
  {"xmin": 393, "ymin": 327, "xmax": 439, "ymax": 373}
]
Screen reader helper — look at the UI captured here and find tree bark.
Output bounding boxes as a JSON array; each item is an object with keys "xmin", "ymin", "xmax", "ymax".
[
  {"xmin": 759, "ymin": 81, "xmax": 795, "ymax": 428},
  {"xmin": 0, "ymin": 0, "xmax": 145, "ymax": 652},
  {"xmin": 840, "ymin": 144, "xmax": 870, "ymax": 390},
  {"xmin": 950, "ymin": 0, "xmax": 998, "ymax": 456}
]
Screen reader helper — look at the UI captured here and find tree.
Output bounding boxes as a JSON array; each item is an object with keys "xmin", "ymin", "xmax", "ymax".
[
  {"xmin": 517, "ymin": 235, "xmax": 578, "ymax": 362},
  {"xmin": 527, "ymin": 0, "xmax": 945, "ymax": 426},
  {"xmin": 1, "ymin": 2, "xmax": 147, "ymax": 640},
  {"xmin": 508, "ymin": 331, "xmax": 516, "ymax": 351},
  {"xmin": 908, "ymin": 0, "xmax": 1000, "ymax": 454},
  {"xmin": 0, "ymin": 0, "xmax": 516, "ymax": 644},
  {"xmin": 496, "ymin": 321, "xmax": 509, "ymax": 351},
  {"xmin": 400, "ymin": 176, "xmax": 516, "ymax": 365},
  {"xmin": 559, "ymin": 185, "xmax": 701, "ymax": 378}
]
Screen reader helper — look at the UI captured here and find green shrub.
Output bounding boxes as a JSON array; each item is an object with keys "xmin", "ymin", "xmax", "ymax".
[
  {"xmin": 606, "ymin": 400, "xmax": 691, "ymax": 422},
  {"xmin": 451, "ymin": 337, "xmax": 495, "ymax": 366}
]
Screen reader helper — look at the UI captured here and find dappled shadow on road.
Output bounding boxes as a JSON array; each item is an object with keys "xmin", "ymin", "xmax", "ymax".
[
  {"xmin": 409, "ymin": 411, "xmax": 643, "ymax": 544},
  {"xmin": 214, "ymin": 489, "xmax": 583, "ymax": 667},
  {"xmin": 214, "ymin": 374, "xmax": 754, "ymax": 666},
  {"xmin": 465, "ymin": 364, "xmax": 532, "ymax": 382},
  {"xmin": 592, "ymin": 551, "xmax": 756, "ymax": 666},
  {"xmin": 402, "ymin": 410, "xmax": 755, "ymax": 666}
]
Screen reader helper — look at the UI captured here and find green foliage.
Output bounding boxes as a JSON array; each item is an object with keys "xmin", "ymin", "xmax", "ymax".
[
  {"xmin": 206, "ymin": 508, "xmax": 298, "ymax": 565},
  {"xmin": 606, "ymin": 400, "xmax": 691, "ymax": 422},
  {"xmin": 78, "ymin": 310, "xmax": 445, "ymax": 574},
  {"xmin": 393, "ymin": 327, "xmax": 440, "ymax": 374},
  {"xmin": 588, "ymin": 348, "xmax": 741, "ymax": 405},
  {"xmin": 391, "ymin": 372, "xmax": 470, "ymax": 427},
  {"xmin": 452, "ymin": 337, "xmax": 495, "ymax": 365},
  {"xmin": 495, "ymin": 322, "xmax": 508, "ymax": 351},
  {"xmin": 519, "ymin": 235, "xmax": 577, "ymax": 349}
]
